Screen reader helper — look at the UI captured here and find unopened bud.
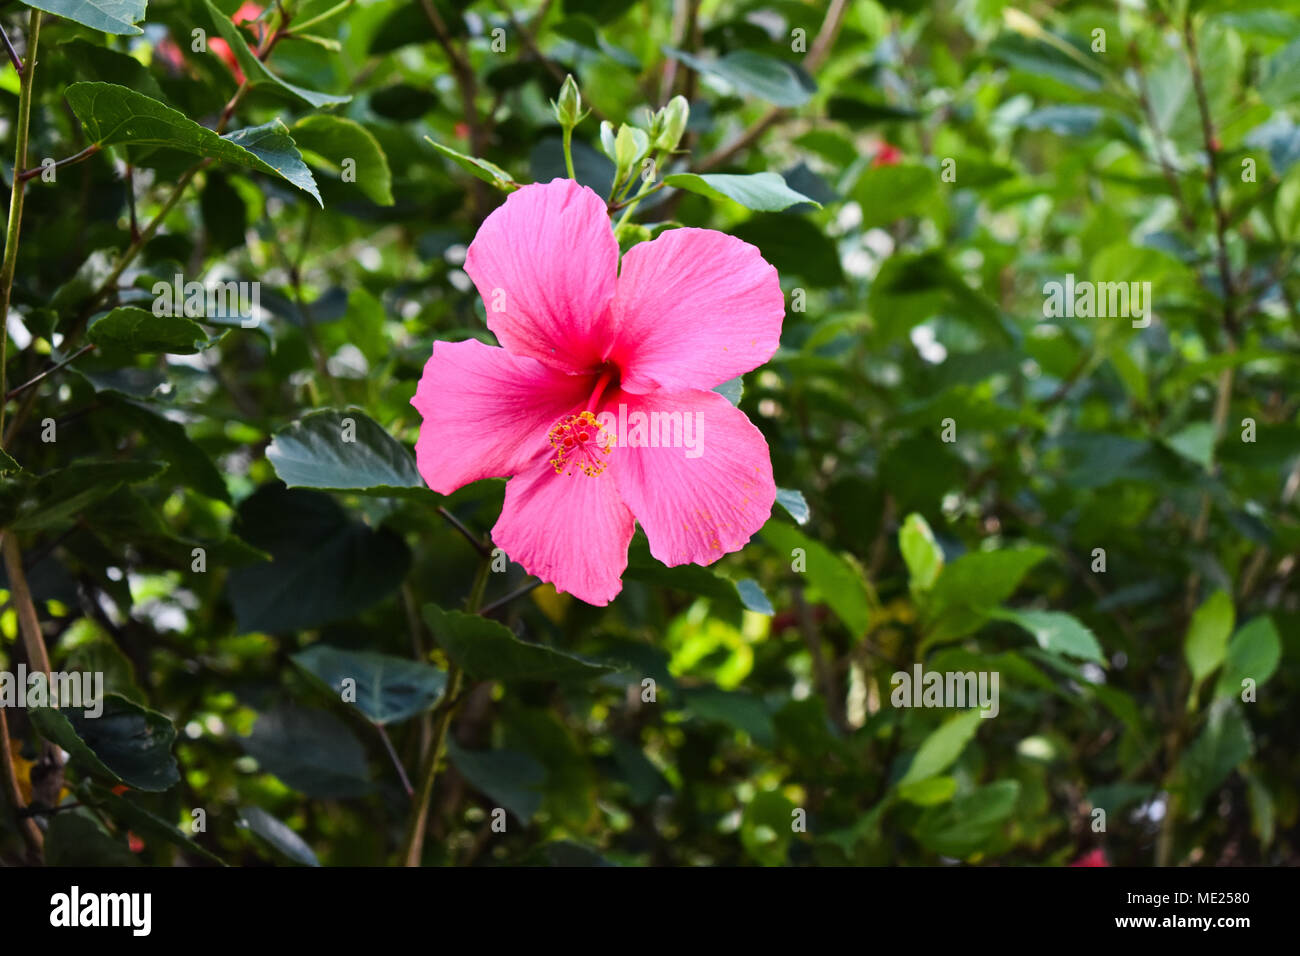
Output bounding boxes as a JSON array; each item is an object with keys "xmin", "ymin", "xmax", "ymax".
[
  {"xmin": 599, "ymin": 121, "xmax": 618, "ymax": 160},
  {"xmin": 614, "ymin": 124, "xmax": 649, "ymax": 172},
  {"xmin": 656, "ymin": 96, "xmax": 689, "ymax": 151},
  {"xmin": 552, "ymin": 74, "xmax": 585, "ymax": 129}
]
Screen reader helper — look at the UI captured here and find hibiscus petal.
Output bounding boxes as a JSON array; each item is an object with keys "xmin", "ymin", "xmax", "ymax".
[
  {"xmin": 411, "ymin": 338, "xmax": 593, "ymax": 494},
  {"xmin": 464, "ymin": 178, "xmax": 618, "ymax": 373},
  {"xmin": 611, "ymin": 388, "xmax": 775, "ymax": 566},
  {"xmin": 608, "ymin": 228, "xmax": 785, "ymax": 393},
  {"xmin": 492, "ymin": 458, "xmax": 634, "ymax": 606}
]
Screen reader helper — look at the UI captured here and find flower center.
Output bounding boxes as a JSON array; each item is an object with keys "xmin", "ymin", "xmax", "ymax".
[{"xmin": 548, "ymin": 410, "xmax": 615, "ymax": 477}]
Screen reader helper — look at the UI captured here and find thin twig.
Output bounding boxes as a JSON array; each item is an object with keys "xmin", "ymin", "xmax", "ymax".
[
  {"xmin": 438, "ymin": 506, "xmax": 491, "ymax": 557},
  {"xmin": 0, "ymin": 10, "xmax": 41, "ymax": 444},
  {"xmin": 0, "ymin": 707, "xmax": 43, "ymax": 857},
  {"xmin": 4, "ymin": 343, "xmax": 95, "ymax": 401},
  {"xmin": 480, "ymin": 578, "xmax": 542, "ymax": 615},
  {"xmin": 1182, "ymin": 13, "xmax": 1240, "ymax": 343},
  {"xmin": 17, "ymin": 143, "xmax": 100, "ymax": 183},
  {"xmin": 695, "ymin": 0, "xmax": 847, "ymax": 171},
  {"xmin": 376, "ymin": 724, "xmax": 414, "ymax": 798}
]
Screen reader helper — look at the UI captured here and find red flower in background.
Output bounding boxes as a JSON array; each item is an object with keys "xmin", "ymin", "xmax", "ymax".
[
  {"xmin": 1069, "ymin": 848, "xmax": 1109, "ymax": 867},
  {"xmin": 871, "ymin": 142, "xmax": 903, "ymax": 168},
  {"xmin": 209, "ymin": 2, "xmax": 265, "ymax": 83}
]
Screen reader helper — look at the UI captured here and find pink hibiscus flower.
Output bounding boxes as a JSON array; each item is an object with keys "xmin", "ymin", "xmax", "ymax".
[{"xmin": 411, "ymin": 178, "xmax": 785, "ymax": 605}]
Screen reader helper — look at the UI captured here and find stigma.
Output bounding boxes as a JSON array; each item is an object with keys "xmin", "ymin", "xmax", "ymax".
[{"xmin": 548, "ymin": 410, "xmax": 615, "ymax": 477}]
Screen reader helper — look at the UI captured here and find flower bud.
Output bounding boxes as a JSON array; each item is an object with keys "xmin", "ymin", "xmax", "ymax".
[
  {"xmin": 655, "ymin": 96, "xmax": 689, "ymax": 151},
  {"xmin": 552, "ymin": 74, "xmax": 584, "ymax": 129},
  {"xmin": 614, "ymin": 123, "xmax": 649, "ymax": 172},
  {"xmin": 599, "ymin": 121, "xmax": 618, "ymax": 160}
]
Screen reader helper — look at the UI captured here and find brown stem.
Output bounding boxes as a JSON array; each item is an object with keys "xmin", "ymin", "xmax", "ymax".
[
  {"xmin": 3, "ymin": 532, "xmax": 50, "ymax": 674},
  {"xmin": 1182, "ymin": 13, "xmax": 1240, "ymax": 343},
  {"xmin": 17, "ymin": 143, "xmax": 100, "ymax": 183},
  {"xmin": 0, "ymin": 707, "xmax": 43, "ymax": 857},
  {"xmin": 695, "ymin": 0, "xmax": 848, "ymax": 171},
  {"xmin": 4, "ymin": 343, "xmax": 95, "ymax": 401},
  {"xmin": 419, "ymin": 0, "xmax": 489, "ymax": 218}
]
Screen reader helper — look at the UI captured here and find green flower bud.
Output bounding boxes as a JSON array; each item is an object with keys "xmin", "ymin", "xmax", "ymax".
[
  {"xmin": 551, "ymin": 74, "xmax": 584, "ymax": 129},
  {"xmin": 614, "ymin": 124, "xmax": 649, "ymax": 171},
  {"xmin": 599, "ymin": 121, "xmax": 618, "ymax": 160},
  {"xmin": 655, "ymin": 96, "xmax": 690, "ymax": 151}
]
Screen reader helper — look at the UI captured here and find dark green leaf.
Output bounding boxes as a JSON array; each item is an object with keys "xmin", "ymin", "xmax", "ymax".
[
  {"xmin": 30, "ymin": 693, "xmax": 180, "ymax": 792},
  {"xmin": 292, "ymin": 645, "xmax": 447, "ymax": 725}
]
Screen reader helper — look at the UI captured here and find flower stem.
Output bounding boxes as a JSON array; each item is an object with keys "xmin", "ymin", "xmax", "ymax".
[
  {"xmin": 400, "ymin": 557, "xmax": 490, "ymax": 865},
  {"xmin": 613, "ymin": 174, "xmax": 662, "ymax": 236},
  {"xmin": 562, "ymin": 125, "xmax": 576, "ymax": 180},
  {"xmin": 0, "ymin": 9, "xmax": 41, "ymax": 445}
]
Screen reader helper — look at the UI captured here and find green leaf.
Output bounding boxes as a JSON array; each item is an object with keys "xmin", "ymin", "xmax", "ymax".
[
  {"xmin": 852, "ymin": 164, "xmax": 937, "ymax": 228},
  {"xmin": 30, "ymin": 693, "xmax": 180, "ymax": 792},
  {"xmin": 760, "ymin": 521, "xmax": 872, "ymax": 637},
  {"xmin": 266, "ymin": 408, "xmax": 423, "ymax": 496},
  {"xmin": 1260, "ymin": 38, "xmax": 1300, "ymax": 108},
  {"xmin": 899, "ymin": 512, "xmax": 943, "ymax": 592},
  {"xmin": 735, "ymin": 578, "xmax": 774, "ymax": 615},
  {"xmin": 239, "ymin": 806, "xmax": 320, "ymax": 866},
  {"xmin": 1214, "ymin": 616, "xmax": 1281, "ymax": 700},
  {"xmin": 664, "ymin": 47, "xmax": 813, "ymax": 107},
  {"xmin": 898, "ymin": 775, "xmax": 958, "ymax": 806},
  {"xmin": 266, "ymin": 408, "xmax": 425, "ymax": 496},
  {"xmin": 663, "ymin": 172, "xmax": 821, "ymax": 212},
  {"xmin": 4, "ymin": 460, "xmax": 165, "ymax": 533},
  {"xmin": 1185, "ymin": 590, "xmax": 1234, "ymax": 688},
  {"xmin": 898, "ymin": 710, "xmax": 983, "ymax": 786},
  {"xmin": 57, "ymin": 620, "xmax": 146, "ymax": 703},
  {"xmin": 293, "ymin": 115, "xmax": 394, "ymax": 206},
  {"xmin": 733, "ymin": 214, "xmax": 844, "ymax": 287},
  {"xmin": 775, "ymin": 488, "xmax": 809, "ymax": 525},
  {"xmin": 92, "ymin": 784, "xmax": 228, "ymax": 866},
  {"xmin": 681, "ymin": 687, "xmax": 776, "ymax": 748},
  {"xmin": 202, "ymin": 0, "xmax": 350, "ymax": 109},
  {"xmin": 1165, "ymin": 422, "xmax": 1216, "ymax": 469},
  {"xmin": 994, "ymin": 609, "xmax": 1105, "ymax": 664},
  {"xmin": 988, "ymin": 32, "xmax": 1104, "ymax": 92},
  {"xmin": 20, "ymin": 0, "xmax": 146, "ymax": 35},
  {"xmin": 65, "ymin": 38, "xmax": 166, "ymax": 100},
  {"xmin": 1176, "ymin": 698, "xmax": 1252, "ymax": 812},
  {"xmin": 913, "ymin": 780, "xmax": 1021, "ymax": 858},
  {"xmin": 424, "ymin": 136, "xmax": 517, "ymax": 190},
  {"xmin": 45, "ymin": 811, "xmax": 139, "ymax": 865},
  {"xmin": 446, "ymin": 739, "xmax": 545, "ymax": 823},
  {"xmin": 624, "ymin": 545, "xmax": 767, "ymax": 614},
  {"xmin": 223, "ymin": 121, "xmax": 324, "ymax": 207},
  {"xmin": 292, "ymin": 645, "xmax": 447, "ymax": 725},
  {"xmin": 241, "ymin": 705, "xmax": 372, "ymax": 799},
  {"xmin": 226, "ymin": 485, "xmax": 411, "ymax": 633},
  {"xmin": 922, "ymin": 546, "xmax": 1050, "ymax": 646},
  {"xmin": 116, "ymin": 400, "xmax": 230, "ymax": 502},
  {"xmin": 1276, "ymin": 164, "xmax": 1300, "ymax": 241},
  {"xmin": 423, "ymin": 603, "xmax": 613, "ymax": 683},
  {"xmin": 714, "ymin": 376, "xmax": 743, "ymax": 405},
  {"xmin": 740, "ymin": 788, "xmax": 797, "ymax": 865},
  {"xmin": 64, "ymin": 83, "xmax": 322, "ymax": 205},
  {"xmin": 87, "ymin": 306, "xmax": 207, "ymax": 354}
]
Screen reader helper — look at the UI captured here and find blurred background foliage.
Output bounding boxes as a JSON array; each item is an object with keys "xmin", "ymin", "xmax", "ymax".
[{"xmin": 0, "ymin": 0, "xmax": 1296, "ymax": 867}]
